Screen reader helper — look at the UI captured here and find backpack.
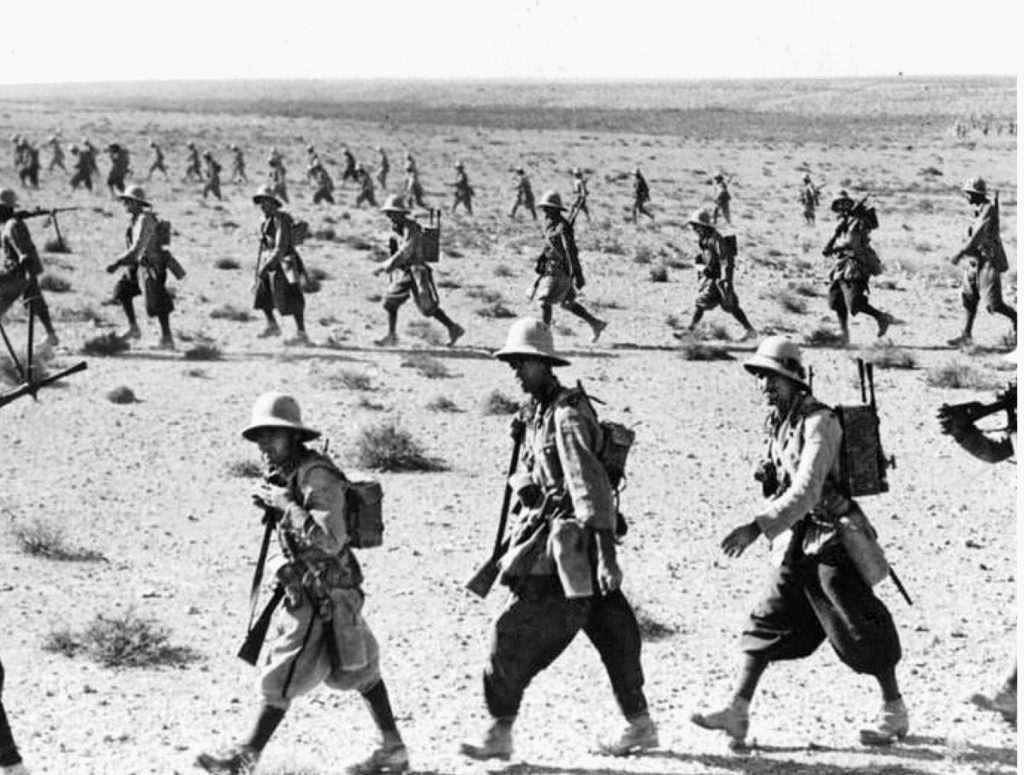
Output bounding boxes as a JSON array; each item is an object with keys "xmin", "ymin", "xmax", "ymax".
[
  {"xmin": 155, "ymin": 216, "xmax": 173, "ymax": 248},
  {"xmin": 833, "ymin": 359, "xmax": 895, "ymax": 497},
  {"xmin": 297, "ymin": 446, "xmax": 384, "ymax": 549},
  {"xmin": 291, "ymin": 219, "xmax": 310, "ymax": 246},
  {"xmin": 420, "ymin": 209, "xmax": 441, "ymax": 263}
]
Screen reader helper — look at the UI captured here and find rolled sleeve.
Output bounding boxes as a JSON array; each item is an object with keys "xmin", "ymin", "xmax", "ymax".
[
  {"xmin": 288, "ymin": 465, "xmax": 349, "ymax": 553},
  {"xmin": 554, "ymin": 404, "xmax": 616, "ymax": 531}
]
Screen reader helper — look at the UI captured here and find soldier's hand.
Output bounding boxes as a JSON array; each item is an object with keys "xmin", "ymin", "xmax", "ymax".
[
  {"xmin": 596, "ymin": 555, "xmax": 622, "ymax": 595},
  {"xmin": 721, "ymin": 521, "xmax": 761, "ymax": 558},
  {"xmin": 252, "ymin": 481, "xmax": 293, "ymax": 512},
  {"xmin": 105, "ymin": 262, "xmax": 119, "ymax": 274},
  {"xmin": 937, "ymin": 402, "xmax": 981, "ymax": 434}
]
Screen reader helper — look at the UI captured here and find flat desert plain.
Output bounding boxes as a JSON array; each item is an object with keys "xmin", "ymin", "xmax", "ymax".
[{"xmin": 0, "ymin": 78, "xmax": 1017, "ymax": 774}]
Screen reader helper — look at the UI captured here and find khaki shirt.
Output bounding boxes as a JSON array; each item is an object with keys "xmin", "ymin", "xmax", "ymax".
[
  {"xmin": 959, "ymin": 202, "xmax": 1007, "ymax": 271},
  {"xmin": 381, "ymin": 217, "xmax": 423, "ymax": 274},
  {"xmin": 540, "ymin": 217, "xmax": 578, "ymax": 278}
]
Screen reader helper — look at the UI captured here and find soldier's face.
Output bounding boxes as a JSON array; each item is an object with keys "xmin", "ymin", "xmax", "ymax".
[
  {"xmin": 254, "ymin": 428, "xmax": 298, "ymax": 467},
  {"xmin": 507, "ymin": 357, "xmax": 550, "ymax": 395},
  {"xmin": 757, "ymin": 371, "xmax": 798, "ymax": 409}
]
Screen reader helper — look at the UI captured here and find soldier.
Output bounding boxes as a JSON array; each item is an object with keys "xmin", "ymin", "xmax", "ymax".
[
  {"xmin": 354, "ymin": 164, "xmax": 376, "ymax": 208},
  {"xmin": 682, "ymin": 208, "xmax": 757, "ymax": 341},
  {"xmin": 147, "ymin": 141, "xmax": 169, "ymax": 180},
  {"xmin": 571, "ymin": 167, "xmax": 590, "ymax": 221},
  {"xmin": 81, "ymin": 138, "xmax": 100, "ymax": 178},
  {"xmin": 252, "ymin": 185, "xmax": 307, "ymax": 345},
  {"xmin": 404, "ymin": 167, "xmax": 426, "ymax": 210},
  {"xmin": 9, "ymin": 135, "xmax": 22, "ymax": 169},
  {"xmin": 105, "ymin": 186, "xmax": 180, "ymax": 349},
  {"xmin": 822, "ymin": 193, "xmax": 891, "ymax": 345},
  {"xmin": 403, "ymin": 152, "xmax": 417, "ymax": 177},
  {"xmin": 372, "ymin": 194, "xmax": 463, "ymax": 347},
  {"xmin": 0, "ymin": 656, "xmax": 29, "ymax": 774},
  {"xmin": 182, "ymin": 141, "xmax": 202, "ymax": 183},
  {"xmin": 105, "ymin": 143, "xmax": 130, "ymax": 195},
  {"xmin": 630, "ymin": 167, "xmax": 653, "ymax": 222},
  {"xmin": 937, "ymin": 364, "xmax": 1016, "ymax": 724},
  {"xmin": 46, "ymin": 135, "xmax": 66, "ymax": 173},
  {"xmin": 800, "ymin": 173, "xmax": 820, "ymax": 225},
  {"xmin": 947, "ymin": 177, "xmax": 1016, "ymax": 347},
  {"xmin": 230, "ymin": 145, "xmax": 248, "ymax": 183},
  {"xmin": 202, "ymin": 152, "xmax": 223, "ymax": 200},
  {"xmin": 509, "ymin": 167, "xmax": 536, "ymax": 220},
  {"xmin": 376, "ymin": 146, "xmax": 389, "ymax": 189},
  {"xmin": 691, "ymin": 336, "xmax": 909, "ymax": 748},
  {"xmin": 532, "ymin": 191, "xmax": 606, "ymax": 342},
  {"xmin": 712, "ymin": 172, "xmax": 732, "ymax": 225},
  {"xmin": 305, "ymin": 144, "xmax": 321, "ymax": 176},
  {"xmin": 340, "ymin": 145, "xmax": 358, "ymax": 183},
  {"xmin": 449, "ymin": 161, "xmax": 473, "ymax": 215},
  {"xmin": 196, "ymin": 392, "xmax": 410, "ymax": 775},
  {"xmin": 69, "ymin": 145, "xmax": 93, "ymax": 191},
  {"xmin": 460, "ymin": 317, "xmax": 659, "ymax": 761},
  {"xmin": 310, "ymin": 159, "xmax": 336, "ymax": 206},
  {"xmin": 0, "ymin": 189, "xmax": 60, "ymax": 346},
  {"xmin": 16, "ymin": 143, "xmax": 39, "ymax": 189},
  {"xmin": 268, "ymin": 155, "xmax": 289, "ymax": 204}
]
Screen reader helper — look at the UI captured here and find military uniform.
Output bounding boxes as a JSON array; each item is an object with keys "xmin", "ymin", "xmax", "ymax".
[
  {"xmin": 800, "ymin": 180, "xmax": 819, "ymax": 224},
  {"xmin": 376, "ymin": 148, "xmax": 389, "ymax": 189},
  {"xmin": 405, "ymin": 170, "xmax": 426, "ymax": 209},
  {"xmin": 268, "ymin": 159, "xmax": 289, "ymax": 204},
  {"xmin": 147, "ymin": 143, "xmax": 169, "ymax": 180},
  {"xmin": 0, "ymin": 658, "xmax": 26, "ymax": 774},
  {"xmin": 47, "ymin": 136, "xmax": 66, "ymax": 173},
  {"xmin": 823, "ymin": 202, "xmax": 889, "ymax": 342},
  {"xmin": 712, "ymin": 176, "xmax": 732, "ymax": 225},
  {"xmin": 571, "ymin": 172, "xmax": 590, "ymax": 220},
  {"xmin": 451, "ymin": 166, "xmax": 473, "ymax": 214},
  {"xmin": 106, "ymin": 144, "xmax": 130, "ymax": 194},
  {"xmin": 685, "ymin": 212, "xmax": 756, "ymax": 338},
  {"xmin": 510, "ymin": 171, "xmax": 536, "ymax": 219},
  {"xmin": 310, "ymin": 163, "xmax": 335, "ymax": 205},
  {"xmin": 183, "ymin": 145, "xmax": 202, "ymax": 182},
  {"xmin": 17, "ymin": 144, "xmax": 39, "ymax": 189},
  {"xmin": 202, "ymin": 154, "xmax": 223, "ymax": 200},
  {"xmin": 69, "ymin": 147, "xmax": 93, "ymax": 191},
  {"xmin": 631, "ymin": 170, "xmax": 653, "ymax": 222},
  {"xmin": 230, "ymin": 147, "xmax": 248, "ymax": 183},
  {"xmin": 341, "ymin": 148, "xmax": 358, "ymax": 183},
  {"xmin": 354, "ymin": 167, "xmax": 376, "ymax": 208},
  {"xmin": 254, "ymin": 209, "xmax": 304, "ymax": 320}
]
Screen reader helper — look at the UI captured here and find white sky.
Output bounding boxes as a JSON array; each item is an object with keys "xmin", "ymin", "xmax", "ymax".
[{"xmin": 0, "ymin": 0, "xmax": 1020, "ymax": 83}]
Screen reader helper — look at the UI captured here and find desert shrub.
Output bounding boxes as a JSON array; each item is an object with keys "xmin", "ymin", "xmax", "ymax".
[
  {"xmin": 353, "ymin": 421, "xmax": 446, "ymax": 472},
  {"xmin": 210, "ymin": 304, "xmax": 251, "ymax": 322},
  {"xmin": 184, "ymin": 343, "xmax": 222, "ymax": 361},
  {"xmin": 106, "ymin": 386, "xmax": 138, "ymax": 404},
  {"xmin": 401, "ymin": 353, "xmax": 450, "ymax": 379},
  {"xmin": 82, "ymin": 332, "xmax": 130, "ymax": 357},
  {"xmin": 665, "ymin": 255, "xmax": 691, "ymax": 269},
  {"xmin": 590, "ymin": 298, "xmax": 623, "ymax": 310},
  {"xmin": 804, "ymin": 326, "xmax": 846, "ymax": 347},
  {"xmin": 44, "ymin": 237, "xmax": 71, "ymax": 253},
  {"xmin": 308, "ymin": 267, "xmax": 331, "ymax": 282},
  {"xmin": 767, "ymin": 287, "xmax": 807, "ymax": 314},
  {"xmin": 482, "ymin": 390, "xmax": 519, "ymax": 415},
  {"xmin": 874, "ymin": 278, "xmax": 901, "ymax": 290},
  {"xmin": 789, "ymin": 281, "xmax": 821, "ymax": 297},
  {"xmin": 9, "ymin": 516, "xmax": 105, "ymax": 562},
  {"xmin": 357, "ymin": 396, "xmax": 386, "ymax": 411},
  {"xmin": 465, "ymin": 286, "xmax": 502, "ymax": 303},
  {"xmin": 925, "ymin": 360, "xmax": 1000, "ymax": 390},
  {"xmin": 343, "ymin": 235, "xmax": 373, "ymax": 251},
  {"xmin": 633, "ymin": 246, "xmax": 654, "ymax": 265},
  {"xmin": 366, "ymin": 293, "xmax": 382, "ymax": 303},
  {"xmin": 331, "ymin": 368, "xmax": 373, "ymax": 391},
  {"xmin": 633, "ymin": 605, "xmax": 677, "ymax": 642},
  {"xmin": 425, "ymin": 395, "xmax": 461, "ymax": 412},
  {"xmin": 39, "ymin": 274, "xmax": 72, "ymax": 293},
  {"xmin": 302, "ymin": 276, "xmax": 322, "ymax": 293},
  {"xmin": 405, "ymin": 320, "xmax": 445, "ymax": 346},
  {"xmin": 184, "ymin": 367, "xmax": 207, "ymax": 378},
  {"xmin": 679, "ymin": 342, "xmax": 733, "ymax": 361},
  {"xmin": 313, "ymin": 227, "xmax": 338, "ymax": 242},
  {"xmin": 493, "ymin": 264, "xmax": 514, "ymax": 278},
  {"xmin": 649, "ymin": 266, "xmax": 668, "ymax": 283},
  {"xmin": 437, "ymin": 278, "xmax": 462, "ymax": 290},
  {"xmin": 214, "ymin": 257, "xmax": 240, "ymax": 270},
  {"xmin": 44, "ymin": 610, "xmax": 201, "ymax": 668},
  {"xmin": 58, "ymin": 303, "xmax": 105, "ymax": 324},
  {"xmin": 226, "ymin": 459, "xmax": 262, "ymax": 478},
  {"xmin": 476, "ymin": 301, "xmax": 516, "ymax": 319},
  {"xmin": 693, "ymin": 322, "xmax": 730, "ymax": 341},
  {"xmin": 861, "ymin": 344, "xmax": 917, "ymax": 370}
]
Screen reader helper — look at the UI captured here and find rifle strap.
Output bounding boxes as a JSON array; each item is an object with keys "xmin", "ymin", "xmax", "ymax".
[{"xmin": 247, "ymin": 515, "xmax": 276, "ymax": 630}]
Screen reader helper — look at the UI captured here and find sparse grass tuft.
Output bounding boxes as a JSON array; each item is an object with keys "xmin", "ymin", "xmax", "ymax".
[
  {"xmin": 476, "ymin": 301, "xmax": 516, "ymax": 319},
  {"xmin": 44, "ymin": 237, "xmax": 71, "ymax": 253},
  {"xmin": 353, "ymin": 421, "xmax": 447, "ymax": 472},
  {"xmin": 39, "ymin": 274, "xmax": 72, "ymax": 293},
  {"xmin": 426, "ymin": 395, "xmax": 461, "ymax": 413},
  {"xmin": 44, "ymin": 610, "xmax": 201, "ymax": 669},
  {"xmin": 861, "ymin": 343, "xmax": 917, "ymax": 370},
  {"xmin": 633, "ymin": 246, "xmax": 654, "ymax": 265},
  {"xmin": 804, "ymin": 326, "xmax": 846, "ymax": 347},
  {"xmin": 331, "ymin": 368, "xmax": 373, "ymax": 391},
  {"xmin": 227, "ymin": 459, "xmax": 262, "ymax": 478},
  {"xmin": 210, "ymin": 304, "xmax": 251, "ymax": 322},
  {"xmin": 465, "ymin": 286, "xmax": 502, "ymax": 304},
  {"xmin": 493, "ymin": 264, "xmax": 514, "ymax": 278},
  {"xmin": 107, "ymin": 386, "xmax": 138, "ymax": 404},
  {"xmin": 649, "ymin": 266, "xmax": 668, "ymax": 283},
  {"xmin": 692, "ymin": 322, "xmax": 730, "ymax": 341},
  {"xmin": 925, "ymin": 360, "xmax": 1000, "ymax": 390},
  {"xmin": 789, "ymin": 281, "xmax": 821, "ymax": 297},
  {"xmin": 401, "ymin": 353, "xmax": 451, "ymax": 379},
  {"xmin": 214, "ymin": 257, "xmax": 240, "ymax": 270},
  {"xmin": 82, "ymin": 332, "xmax": 130, "ymax": 357},
  {"xmin": 767, "ymin": 287, "xmax": 807, "ymax": 314},
  {"xmin": 184, "ymin": 343, "xmax": 222, "ymax": 361},
  {"xmin": 405, "ymin": 320, "xmax": 446, "ymax": 346},
  {"xmin": 679, "ymin": 342, "xmax": 733, "ymax": 361},
  {"xmin": 9, "ymin": 516, "xmax": 105, "ymax": 562},
  {"xmin": 634, "ymin": 605, "xmax": 677, "ymax": 642},
  {"xmin": 482, "ymin": 390, "xmax": 520, "ymax": 415}
]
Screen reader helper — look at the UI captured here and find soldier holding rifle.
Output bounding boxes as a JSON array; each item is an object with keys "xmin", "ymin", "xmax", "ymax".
[
  {"xmin": 460, "ymin": 318, "xmax": 658, "ymax": 761},
  {"xmin": 509, "ymin": 167, "xmax": 536, "ymax": 220},
  {"xmin": 251, "ymin": 185, "xmax": 308, "ymax": 345},
  {"xmin": 692, "ymin": 336, "xmax": 910, "ymax": 748},
  {"xmin": 570, "ymin": 167, "xmax": 590, "ymax": 221},
  {"xmin": 197, "ymin": 392, "xmax": 410, "ymax": 775},
  {"xmin": 0, "ymin": 189, "xmax": 61, "ymax": 346}
]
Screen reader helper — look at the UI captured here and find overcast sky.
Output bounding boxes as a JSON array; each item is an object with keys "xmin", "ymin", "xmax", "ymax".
[{"xmin": 1, "ymin": 0, "xmax": 1019, "ymax": 83}]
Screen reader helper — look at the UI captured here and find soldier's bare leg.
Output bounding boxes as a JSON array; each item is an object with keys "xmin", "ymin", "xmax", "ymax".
[
  {"xmin": 729, "ymin": 306, "xmax": 757, "ymax": 339},
  {"xmin": 258, "ymin": 311, "xmax": 281, "ymax": 338},
  {"xmin": 432, "ymin": 309, "xmax": 464, "ymax": 346},
  {"xmin": 120, "ymin": 300, "xmax": 142, "ymax": 339},
  {"xmin": 157, "ymin": 313, "xmax": 174, "ymax": 349},
  {"xmin": 376, "ymin": 308, "xmax": 400, "ymax": 347},
  {"xmin": 563, "ymin": 301, "xmax": 607, "ymax": 342},
  {"xmin": 687, "ymin": 308, "xmax": 705, "ymax": 330}
]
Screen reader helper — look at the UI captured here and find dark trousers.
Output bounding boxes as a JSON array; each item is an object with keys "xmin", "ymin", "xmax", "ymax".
[
  {"xmin": 741, "ymin": 549, "xmax": 902, "ymax": 676},
  {"xmin": 484, "ymin": 577, "xmax": 648, "ymax": 720},
  {"xmin": 0, "ymin": 658, "xmax": 23, "ymax": 767}
]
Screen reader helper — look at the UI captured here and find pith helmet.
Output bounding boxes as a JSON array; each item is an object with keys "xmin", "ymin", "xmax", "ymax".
[
  {"xmin": 572, "ymin": 167, "xmax": 582, "ymax": 176},
  {"xmin": 802, "ymin": 172, "xmax": 811, "ymax": 182},
  {"xmin": 454, "ymin": 161, "xmax": 464, "ymax": 169},
  {"xmin": 252, "ymin": 185, "xmax": 282, "ymax": 207},
  {"xmin": 0, "ymin": 188, "xmax": 17, "ymax": 208},
  {"xmin": 743, "ymin": 336, "xmax": 810, "ymax": 391},
  {"xmin": 186, "ymin": 141, "xmax": 195, "ymax": 148},
  {"xmin": 241, "ymin": 391, "xmax": 321, "ymax": 442},
  {"xmin": 515, "ymin": 167, "xmax": 525, "ymax": 174},
  {"xmin": 634, "ymin": 167, "xmax": 642, "ymax": 175},
  {"xmin": 962, "ymin": 176, "xmax": 987, "ymax": 196},
  {"xmin": 380, "ymin": 194, "xmax": 409, "ymax": 214},
  {"xmin": 118, "ymin": 185, "xmax": 151, "ymax": 207},
  {"xmin": 148, "ymin": 140, "xmax": 157, "ymax": 147},
  {"xmin": 202, "ymin": 151, "xmax": 212, "ymax": 158},
  {"xmin": 494, "ymin": 318, "xmax": 570, "ymax": 367},
  {"xmin": 831, "ymin": 191, "xmax": 854, "ymax": 212},
  {"xmin": 537, "ymin": 191, "xmax": 566, "ymax": 211},
  {"xmin": 306, "ymin": 144, "xmax": 315, "ymax": 152},
  {"xmin": 687, "ymin": 208, "xmax": 714, "ymax": 229},
  {"xmin": 713, "ymin": 173, "xmax": 725, "ymax": 182}
]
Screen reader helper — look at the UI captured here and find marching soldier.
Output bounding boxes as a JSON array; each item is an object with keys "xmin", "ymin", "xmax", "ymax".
[
  {"xmin": 105, "ymin": 186, "xmax": 181, "ymax": 349},
  {"xmin": 0, "ymin": 189, "xmax": 60, "ymax": 346},
  {"xmin": 196, "ymin": 392, "xmax": 410, "ymax": 775},
  {"xmin": 340, "ymin": 146, "xmax": 358, "ymax": 183},
  {"xmin": 230, "ymin": 145, "xmax": 248, "ymax": 183},
  {"xmin": 105, "ymin": 143, "xmax": 130, "ymax": 195},
  {"xmin": 404, "ymin": 167, "xmax": 426, "ymax": 210},
  {"xmin": 692, "ymin": 336, "xmax": 910, "ymax": 748},
  {"xmin": 800, "ymin": 173, "xmax": 820, "ymax": 225},
  {"xmin": 252, "ymin": 185, "xmax": 307, "ymax": 345},
  {"xmin": 305, "ymin": 144, "xmax": 320, "ymax": 175},
  {"xmin": 822, "ymin": 192, "xmax": 891, "ymax": 345},
  {"xmin": 0, "ymin": 656, "xmax": 30, "ymax": 775},
  {"xmin": 571, "ymin": 167, "xmax": 590, "ymax": 221},
  {"xmin": 631, "ymin": 167, "xmax": 653, "ymax": 222},
  {"xmin": 947, "ymin": 177, "xmax": 1016, "ymax": 347},
  {"xmin": 81, "ymin": 138, "xmax": 100, "ymax": 177},
  {"xmin": 373, "ymin": 194, "xmax": 463, "ymax": 347},
  {"xmin": 460, "ymin": 318, "xmax": 659, "ymax": 761},
  {"xmin": 182, "ymin": 141, "xmax": 202, "ymax": 183},
  {"xmin": 712, "ymin": 172, "xmax": 732, "ymax": 225},
  {"xmin": 376, "ymin": 146, "xmax": 389, "ymax": 189},
  {"xmin": 147, "ymin": 141, "xmax": 169, "ymax": 180},
  {"xmin": 268, "ymin": 155, "xmax": 289, "ymax": 204},
  {"xmin": 450, "ymin": 161, "xmax": 473, "ymax": 215},
  {"xmin": 354, "ymin": 164, "xmax": 376, "ymax": 208},
  {"xmin": 46, "ymin": 135, "xmax": 66, "ymax": 173},
  {"xmin": 509, "ymin": 167, "xmax": 536, "ymax": 220},
  {"xmin": 532, "ymin": 191, "xmax": 606, "ymax": 342},
  {"xmin": 310, "ymin": 159, "xmax": 336, "ymax": 205},
  {"xmin": 69, "ymin": 145, "xmax": 93, "ymax": 191},
  {"xmin": 16, "ymin": 142, "xmax": 39, "ymax": 189},
  {"xmin": 682, "ymin": 208, "xmax": 757, "ymax": 341},
  {"xmin": 202, "ymin": 152, "xmax": 223, "ymax": 200}
]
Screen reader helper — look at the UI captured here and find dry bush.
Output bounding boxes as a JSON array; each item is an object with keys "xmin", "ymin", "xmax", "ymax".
[
  {"xmin": 210, "ymin": 304, "xmax": 251, "ymax": 321},
  {"xmin": 693, "ymin": 322, "xmax": 730, "ymax": 341},
  {"xmin": 82, "ymin": 332, "xmax": 130, "ymax": 357},
  {"xmin": 874, "ymin": 278, "xmax": 901, "ymax": 290},
  {"xmin": 633, "ymin": 246, "xmax": 654, "ymax": 264},
  {"xmin": 44, "ymin": 610, "xmax": 201, "ymax": 669},
  {"xmin": 313, "ymin": 227, "xmax": 339, "ymax": 242},
  {"xmin": 401, "ymin": 353, "xmax": 450, "ymax": 379},
  {"xmin": 465, "ymin": 286, "xmax": 502, "ymax": 304},
  {"xmin": 679, "ymin": 342, "xmax": 733, "ymax": 361},
  {"xmin": 9, "ymin": 516, "xmax": 105, "ymax": 562},
  {"xmin": 329, "ymin": 368, "xmax": 373, "ymax": 391},
  {"xmin": 493, "ymin": 264, "xmax": 514, "ymax": 278},
  {"xmin": 590, "ymin": 298, "xmax": 623, "ymax": 310},
  {"xmin": 649, "ymin": 266, "xmax": 669, "ymax": 283},
  {"xmin": 405, "ymin": 320, "xmax": 446, "ymax": 346},
  {"xmin": 342, "ymin": 235, "xmax": 373, "ymax": 251},
  {"xmin": 39, "ymin": 274, "xmax": 72, "ymax": 293},
  {"xmin": 767, "ymin": 287, "xmax": 808, "ymax": 314},
  {"xmin": 804, "ymin": 326, "xmax": 846, "ymax": 347},
  {"xmin": 106, "ymin": 386, "xmax": 138, "ymax": 404},
  {"xmin": 353, "ymin": 421, "xmax": 446, "ymax": 472},
  {"xmin": 925, "ymin": 360, "xmax": 1001, "ymax": 390},
  {"xmin": 861, "ymin": 344, "xmax": 917, "ymax": 370},
  {"xmin": 214, "ymin": 257, "xmax": 240, "ymax": 270},
  {"xmin": 226, "ymin": 459, "xmax": 262, "ymax": 478},
  {"xmin": 437, "ymin": 278, "xmax": 462, "ymax": 290},
  {"xmin": 184, "ymin": 343, "xmax": 223, "ymax": 361},
  {"xmin": 58, "ymin": 303, "xmax": 106, "ymax": 324},
  {"xmin": 789, "ymin": 281, "xmax": 821, "ymax": 297},
  {"xmin": 356, "ymin": 396, "xmax": 386, "ymax": 411},
  {"xmin": 302, "ymin": 276, "xmax": 322, "ymax": 293},
  {"xmin": 425, "ymin": 395, "xmax": 461, "ymax": 413},
  {"xmin": 476, "ymin": 301, "xmax": 516, "ymax": 319},
  {"xmin": 308, "ymin": 267, "xmax": 331, "ymax": 282},
  {"xmin": 633, "ymin": 604, "xmax": 678, "ymax": 642},
  {"xmin": 482, "ymin": 390, "xmax": 520, "ymax": 415},
  {"xmin": 44, "ymin": 237, "xmax": 71, "ymax": 253}
]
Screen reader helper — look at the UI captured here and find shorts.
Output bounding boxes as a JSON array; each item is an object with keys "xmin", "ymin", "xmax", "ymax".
[
  {"xmin": 961, "ymin": 263, "xmax": 1006, "ymax": 312},
  {"xmin": 536, "ymin": 273, "xmax": 576, "ymax": 307},
  {"xmin": 254, "ymin": 268, "xmax": 305, "ymax": 316},
  {"xmin": 383, "ymin": 266, "xmax": 438, "ymax": 316},
  {"xmin": 828, "ymin": 277, "xmax": 871, "ymax": 317},
  {"xmin": 695, "ymin": 275, "xmax": 738, "ymax": 311}
]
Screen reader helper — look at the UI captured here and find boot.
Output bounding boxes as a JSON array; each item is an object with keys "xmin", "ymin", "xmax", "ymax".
[
  {"xmin": 971, "ymin": 684, "xmax": 1017, "ymax": 723},
  {"xmin": 157, "ymin": 334, "xmax": 175, "ymax": 351},
  {"xmin": 374, "ymin": 333, "xmax": 399, "ymax": 347},
  {"xmin": 345, "ymin": 742, "xmax": 410, "ymax": 775},
  {"xmin": 459, "ymin": 721, "xmax": 513, "ymax": 761},
  {"xmin": 1, "ymin": 764, "xmax": 31, "ymax": 775},
  {"xmin": 859, "ymin": 698, "xmax": 909, "ymax": 746},
  {"xmin": 121, "ymin": 325, "xmax": 141, "ymax": 340},
  {"xmin": 737, "ymin": 326, "xmax": 758, "ymax": 342},
  {"xmin": 284, "ymin": 331, "xmax": 310, "ymax": 347},
  {"xmin": 690, "ymin": 698, "xmax": 749, "ymax": 744},
  {"xmin": 195, "ymin": 744, "xmax": 259, "ymax": 774},
  {"xmin": 594, "ymin": 713, "xmax": 659, "ymax": 756}
]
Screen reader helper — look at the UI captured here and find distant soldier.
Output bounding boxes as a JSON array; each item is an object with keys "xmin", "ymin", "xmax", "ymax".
[
  {"xmin": 948, "ymin": 177, "xmax": 1016, "ymax": 348},
  {"xmin": 821, "ymin": 192, "xmax": 891, "ymax": 345},
  {"xmin": 268, "ymin": 155, "xmax": 289, "ymax": 204},
  {"xmin": 147, "ymin": 141, "xmax": 169, "ymax": 180},
  {"xmin": 404, "ymin": 168, "xmax": 426, "ymax": 210},
  {"xmin": 711, "ymin": 172, "xmax": 732, "ymax": 225},
  {"xmin": 571, "ymin": 167, "xmax": 590, "ymax": 221},
  {"xmin": 354, "ymin": 164, "xmax": 376, "ymax": 208},
  {"xmin": 340, "ymin": 146, "xmax": 358, "ymax": 183},
  {"xmin": 532, "ymin": 191, "xmax": 606, "ymax": 342},
  {"xmin": 376, "ymin": 146, "xmax": 389, "ymax": 189},
  {"xmin": 81, "ymin": 139, "xmax": 100, "ymax": 177},
  {"xmin": 17, "ymin": 142, "xmax": 40, "ymax": 189},
  {"xmin": 105, "ymin": 143, "xmax": 130, "ymax": 195},
  {"xmin": 310, "ymin": 160, "xmax": 335, "ymax": 205},
  {"xmin": 403, "ymin": 152, "xmax": 417, "ymax": 177},
  {"xmin": 799, "ymin": 173, "xmax": 821, "ymax": 225},
  {"xmin": 46, "ymin": 135, "xmax": 66, "ymax": 173},
  {"xmin": 373, "ymin": 194, "xmax": 464, "ymax": 347},
  {"xmin": 304, "ymin": 144, "xmax": 320, "ymax": 176},
  {"xmin": 630, "ymin": 167, "xmax": 653, "ymax": 222},
  {"xmin": 105, "ymin": 186, "xmax": 182, "ymax": 349},
  {"xmin": 9, "ymin": 135, "xmax": 22, "ymax": 168},
  {"xmin": 230, "ymin": 145, "xmax": 248, "ymax": 183},
  {"xmin": 268, "ymin": 146, "xmax": 283, "ymax": 168},
  {"xmin": 509, "ymin": 168, "xmax": 536, "ymax": 220},
  {"xmin": 69, "ymin": 145, "xmax": 93, "ymax": 192},
  {"xmin": 202, "ymin": 152, "xmax": 223, "ymax": 200},
  {"xmin": 182, "ymin": 141, "xmax": 202, "ymax": 183},
  {"xmin": 0, "ymin": 188, "xmax": 60, "ymax": 346},
  {"xmin": 450, "ymin": 161, "xmax": 473, "ymax": 215},
  {"xmin": 252, "ymin": 185, "xmax": 308, "ymax": 344},
  {"xmin": 682, "ymin": 208, "xmax": 757, "ymax": 341}
]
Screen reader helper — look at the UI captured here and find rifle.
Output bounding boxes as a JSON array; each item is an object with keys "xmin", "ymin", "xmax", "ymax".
[
  {"xmin": 237, "ymin": 502, "xmax": 282, "ymax": 665},
  {"xmin": 823, "ymin": 194, "xmax": 870, "ymax": 257},
  {"xmin": 938, "ymin": 383, "xmax": 1016, "ymax": 429},
  {"xmin": 529, "ymin": 198, "xmax": 587, "ymax": 300},
  {"xmin": 466, "ymin": 420, "xmax": 525, "ymax": 598},
  {"xmin": 13, "ymin": 206, "xmax": 79, "ymax": 252}
]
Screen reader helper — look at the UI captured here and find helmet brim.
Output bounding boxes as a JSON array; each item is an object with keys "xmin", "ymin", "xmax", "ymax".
[
  {"xmin": 742, "ymin": 357, "xmax": 810, "ymax": 391},
  {"xmin": 241, "ymin": 420, "xmax": 321, "ymax": 442},
  {"xmin": 493, "ymin": 346, "xmax": 570, "ymax": 367}
]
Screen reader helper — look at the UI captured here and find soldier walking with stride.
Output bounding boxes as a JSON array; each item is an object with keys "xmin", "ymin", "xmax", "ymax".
[
  {"xmin": 509, "ymin": 167, "xmax": 536, "ymax": 220},
  {"xmin": 251, "ymin": 186, "xmax": 308, "ymax": 345},
  {"xmin": 449, "ymin": 161, "xmax": 473, "ymax": 215},
  {"xmin": 800, "ymin": 173, "xmax": 820, "ymax": 225},
  {"xmin": 631, "ymin": 167, "xmax": 654, "ymax": 222},
  {"xmin": 0, "ymin": 189, "xmax": 60, "ymax": 346}
]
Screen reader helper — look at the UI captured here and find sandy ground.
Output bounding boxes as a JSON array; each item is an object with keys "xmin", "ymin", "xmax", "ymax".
[{"xmin": 0, "ymin": 83, "xmax": 1017, "ymax": 774}]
